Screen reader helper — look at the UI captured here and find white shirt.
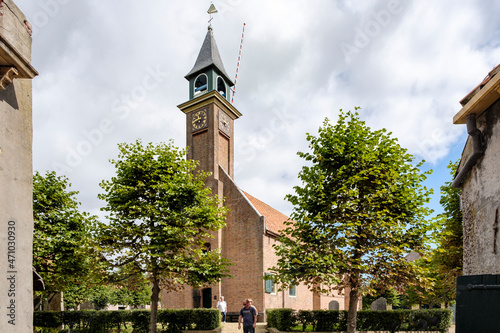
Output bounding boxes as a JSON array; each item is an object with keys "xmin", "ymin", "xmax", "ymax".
[{"xmin": 216, "ymin": 300, "xmax": 227, "ymax": 312}]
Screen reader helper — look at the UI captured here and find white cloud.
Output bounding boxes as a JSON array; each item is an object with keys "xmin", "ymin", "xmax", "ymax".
[{"xmin": 14, "ymin": 0, "xmax": 500, "ymax": 218}]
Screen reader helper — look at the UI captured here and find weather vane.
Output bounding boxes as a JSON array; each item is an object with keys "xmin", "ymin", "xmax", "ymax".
[{"xmin": 207, "ymin": 2, "xmax": 218, "ymax": 28}]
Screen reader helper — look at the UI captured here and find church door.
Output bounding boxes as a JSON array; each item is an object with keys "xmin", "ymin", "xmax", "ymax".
[{"xmin": 202, "ymin": 288, "xmax": 212, "ymax": 308}]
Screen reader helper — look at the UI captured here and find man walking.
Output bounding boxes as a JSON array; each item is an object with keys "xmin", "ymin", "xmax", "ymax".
[
  {"xmin": 216, "ymin": 296, "xmax": 227, "ymax": 323},
  {"xmin": 238, "ymin": 299, "xmax": 257, "ymax": 333}
]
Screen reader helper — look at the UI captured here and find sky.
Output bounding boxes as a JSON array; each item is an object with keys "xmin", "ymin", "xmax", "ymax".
[{"xmin": 14, "ymin": 0, "xmax": 500, "ymax": 220}]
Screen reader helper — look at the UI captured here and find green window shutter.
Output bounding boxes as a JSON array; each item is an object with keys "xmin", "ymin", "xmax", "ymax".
[{"xmin": 265, "ymin": 273, "xmax": 273, "ymax": 293}]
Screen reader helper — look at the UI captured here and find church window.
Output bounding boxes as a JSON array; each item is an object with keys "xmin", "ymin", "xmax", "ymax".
[
  {"xmin": 265, "ymin": 273, "xmax": 276, "ymax": 294},
  {"xmin": 289, "ymin": 286, "xmax": 297, "ymax": 297},
  {"xmin": 194, "ymin": 74, "xmax": 208, "ymax": 95},
  {"xmin": 217, "ymin": 76, "xmax": 226, "ymax": 97}
]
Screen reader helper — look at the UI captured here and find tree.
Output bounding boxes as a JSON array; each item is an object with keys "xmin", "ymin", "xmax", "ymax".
[
  {"xmin": 405, "ymin": 161, "xmax": 462, "ymax": 308},
  {"xmin": 433, "ymin": 160, "xmax": 463, "ymax": 304},
  {"xmin": 399, "ymin": 254, "xmax": 441, "ymax": 309},
  {"xmin": 62, "ymin": 271, "xmax": 151, "ymax": 310},
  {"xmin": 63, "ymin": 283, "xmax": 100, "ymax": 310},
  {"xmin": 361, "ymin": 286, "xmax": 400, "ymax": 310},
  {"xmin": 99, "ymin": 140, "xmax": 231, "ymax": 333},
  {"xmin": 33, "ymin": 171, "xmax": 102, "ymax": 310},
  {"xmin": 270, "ymin": 109, "xmax": 433, "ymax": 333},
  {"xmin": 108, "ymin": 274, "xmax": 152, "ymax": 309}
]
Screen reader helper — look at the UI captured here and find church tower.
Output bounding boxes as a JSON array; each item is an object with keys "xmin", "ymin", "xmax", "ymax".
[
  {"xmin": 177, "ymin": 22, "xmax": 242, "ymax": 309},
  {"xmin": 178, "ymin": 25, "xmax": 242, "ymax": 184}
]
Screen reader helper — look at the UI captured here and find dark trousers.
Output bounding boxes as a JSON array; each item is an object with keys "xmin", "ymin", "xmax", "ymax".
[{"xmin": 243, "ymin": 325, "xmax": 255, "ymax": 333}]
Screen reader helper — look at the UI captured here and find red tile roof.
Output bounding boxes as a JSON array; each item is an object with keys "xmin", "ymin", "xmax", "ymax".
[
  {"xmin": 460, "ymin": 63, "xmax": 500, "ymax": 106},
  {"xmin": 242, "ymin": 191, "xmax": 290, "ymax": 235}
]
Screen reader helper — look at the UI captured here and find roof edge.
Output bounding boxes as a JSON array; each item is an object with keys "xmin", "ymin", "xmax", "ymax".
[
  {"xmin": 177, "ymin": 90, "xmax": 242, "ymax": 119},
  {"xmin": 454, "ymin": 69, "xmax": 500, "ymax": 124},
  {"xmin": 184, "ymin": 27, "xmax": 233, "ymax": 85},
  {"xmin": 218, "ymin": 166, "xmax": 263, "ymax": 218}
]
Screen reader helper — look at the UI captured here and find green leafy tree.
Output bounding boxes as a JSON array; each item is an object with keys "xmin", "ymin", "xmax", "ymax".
[
  {"xmin": 63, "ymin": 273, "xmax": 151, "ymax": 310},
  {"xmin": 63, "ymin": 284, "xmax": 111, "ymax": 310},
  {"xmin": 399, "ymin": 255, "xmax": 438, "ymax": 309},
  {"xmin": 107, "ymin": 269, "xmax": 152, "ymax": 308},
  {"xmin": 99, "ymin": 140, "xmax": 231, "ymax": 333},
  {"xmin": 271, "ymin": 109, "xmax": 433, "ymax": 333},
  {"xmin": 61, "ymin": 284, "xmax": 89, "ymax": 310},
  {"xmin": 361, "ymin": 287, "xmax": 400, "ymax": 310},
  {"xmin": 33, "ymin": 171, "xmax": 102, "ymax": 310},
  {"xmin": 403, "ymin": 161, "xmax": 463, "ymax": 308},
  {"xmin": 433, "ymin": 160, "xmax": 463, "ymax": 304}
]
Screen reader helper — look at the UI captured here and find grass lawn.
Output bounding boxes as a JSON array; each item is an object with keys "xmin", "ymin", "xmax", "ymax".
[{"xmin": 291, "ymin": 325, "xmax": 315, "ymax": 332}]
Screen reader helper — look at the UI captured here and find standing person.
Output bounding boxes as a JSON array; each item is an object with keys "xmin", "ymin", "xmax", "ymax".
[
  {"xmin": 238, "ymin": 299, "xmax": 257, "ymax": 333},
  {"xmin": 216, "ymin": 296, "xmax": 227, "ymax": 323}
]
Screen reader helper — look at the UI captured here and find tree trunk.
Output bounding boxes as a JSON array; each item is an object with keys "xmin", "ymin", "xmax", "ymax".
[
  {"xmin": 347, "ymin": 288, "xmax": 359, "ymax": 333},
  {"xmin": 150, "ymin": 276, "xmax": 160, "ymax": 333}
]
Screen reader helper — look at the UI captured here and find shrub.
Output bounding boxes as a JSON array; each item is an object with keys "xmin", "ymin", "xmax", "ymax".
[
  {"xmin": 266, "ymin": 308, "xmax": 296, "ymax": 331},
  {"xmin": 357, "ymin": 310, "xmax": 404, "ymax": 332},
  {"xmin": 129, "ymin": 310, "xmax": 150, "ymax": 333},
  {"xmin": 34, "ymin": 311, "xmax": 62, "ymax": 329},
  {"xmin": 409, "ymin": 309, "xmax": 453, "ymax": 333},
  {"xmin": 312, "ymin": 310, "xmax": 345, "ymax": 332},
  {"xmin": 34, "ymin": 308, "xmax": 220, "ymax": 333},
  {"xmin": 194, "ymin": 308, "xmax": 220, "ymax": 330},
  {"xmin": 266, "ymin": 308, "xmax": 452, "ymax": 333},
  {"xmin": 296, "ymin": 310, "xmax": 313, "ymax": 331}
]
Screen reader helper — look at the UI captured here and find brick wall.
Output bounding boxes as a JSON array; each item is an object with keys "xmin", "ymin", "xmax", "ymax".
[
  {"xmin": 219, "ymin": 167, "xmax": 264, "ymax": 314},
  {"xmin": 192, "ymin": 131, "xmax": 209, "ymax": 173},
  {"xmin": 263, "ymin": 232, "xmax": 320, "ymax": 311},
  {"xmin": 218, "ymin": 133, "xmax": 229, "ymax": 173},
  {"xmin": 161, "ymin": 286, "xmax": 194, "ymax": 309}
]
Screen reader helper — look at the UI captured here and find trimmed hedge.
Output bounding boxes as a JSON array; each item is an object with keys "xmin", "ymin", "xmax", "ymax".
[
  {"xmin": 266, "ymin": 308, "xmax": 452, "ymax": 333},
  {"xmin": 34, "ymin": 308, "xmax": 221, "ymax": 333},
  {"xmin": 267, "ymin": 308, "xmax": 295, "ymax": 331}
]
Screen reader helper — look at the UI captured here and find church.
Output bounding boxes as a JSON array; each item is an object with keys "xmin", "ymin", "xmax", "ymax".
[{"xmin": 160, "ymin": 23, "xmax": 345, "ymax": 319}]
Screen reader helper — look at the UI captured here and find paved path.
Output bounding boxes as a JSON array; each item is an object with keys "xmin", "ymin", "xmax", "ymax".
[{"xmin": 221, "ymin": 322, "xmax": 267, "ymax": 333}]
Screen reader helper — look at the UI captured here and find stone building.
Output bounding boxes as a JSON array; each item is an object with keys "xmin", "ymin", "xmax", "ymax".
[
  {"xmin": 160, "ymin": 25, "xmax": 345, "ymax": 319},
  {"xmin": 0, "ymin": 0, "xmax": 38, "ymax": 331},
  {"xmin": 453, "ymin": 64, "xmax": 500, "ymax": 332},
  {"xmin": 452, "ymin": 64, "xmax": 500, "ymax": 274}
]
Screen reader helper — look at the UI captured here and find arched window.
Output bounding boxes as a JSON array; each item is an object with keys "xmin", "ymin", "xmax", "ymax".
[
  {"xmin": 194, "ymin": 74, "xmax": 208, "ymax": 95},
  {"xmin": 217, "ymin": 77, "xmax": 226, "ymax": 97}
]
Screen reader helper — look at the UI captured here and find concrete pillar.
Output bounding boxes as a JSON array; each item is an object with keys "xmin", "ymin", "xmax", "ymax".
[{"xmin": 0, "ymin": 0, "xmax": 38, "ymax": 332}]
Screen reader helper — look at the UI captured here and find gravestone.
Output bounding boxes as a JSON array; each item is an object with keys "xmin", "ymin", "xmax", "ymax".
[
  {"xmin": 0, "ymin": 0, "xmax": 38, "ymax": 332},
  {"xmin": 370, "ymin": 297, "xmax": 387, "ymax": 311},
  {"xmin": 328, "ymin": 300, "xmax": 339, "ymax": 310}
]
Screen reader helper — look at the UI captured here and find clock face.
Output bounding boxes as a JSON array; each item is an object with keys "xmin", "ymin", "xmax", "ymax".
[
  {"xmin": 218, "ymin": 110, "xmax": 231, "ymax": 136},
  {"xmin": 192, "ymin": 110, "xmax": 208, "ymax": 131}
]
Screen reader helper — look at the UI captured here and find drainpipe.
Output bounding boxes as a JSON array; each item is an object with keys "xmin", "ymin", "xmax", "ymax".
[{"xmin": 452, "ymin": 114, "xmax": 484, "ymax": 188}]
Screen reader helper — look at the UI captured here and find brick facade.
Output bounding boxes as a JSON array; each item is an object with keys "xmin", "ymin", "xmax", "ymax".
[{"xmin": 162, "ymin": 93, "xmax": 347, "ymax": 317}]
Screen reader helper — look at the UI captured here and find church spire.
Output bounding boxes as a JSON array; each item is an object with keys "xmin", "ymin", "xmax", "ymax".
[
  {"xmin": 185, "ymin": 26, "xmax": 233, "ymax": 85},
  {"xmin": 184, "ymin": 25, "xmax": 234, "ymax": 102}
]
